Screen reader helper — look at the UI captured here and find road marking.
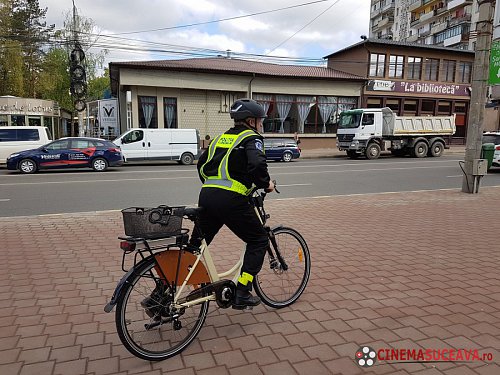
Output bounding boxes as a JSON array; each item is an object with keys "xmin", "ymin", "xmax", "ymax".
[
  {"xmin": 447, "ymin": 175, "xmax": 462, "ymax": 178},
  {"xmin": 269, "ymin": 159, "xmax": 463, "ymax": 169},
  {"xmin": 0, "ymin": 199, "xmax": 10, "ymax": 202},
  {"xmin": 279, "ymin": 183, "xmax": 312, "ymax": 187}
]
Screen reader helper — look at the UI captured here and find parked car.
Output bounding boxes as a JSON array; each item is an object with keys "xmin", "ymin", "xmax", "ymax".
[
  {"xmin": 0, "ymin": 126, "xmax": 52, "ymax": 164},
  {"xmin": 482, "ymin": 132, "xmax": 500, "ymax": 169},
  {"xmin": 263, "ymin": 138, "xmax": 301, "ymax": 162},
  {"xmin": 6, "ymin": 137, "xmax": 123, "ymax": 174}
]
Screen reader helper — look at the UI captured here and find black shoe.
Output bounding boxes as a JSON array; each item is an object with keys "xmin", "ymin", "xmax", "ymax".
[{"xmin": 232, "ymin": 289, "xmax": 261, "ymax": 310}]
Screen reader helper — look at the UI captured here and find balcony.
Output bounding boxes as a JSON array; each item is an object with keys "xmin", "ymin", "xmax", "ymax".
[
  {"xmin": 444, "ymin": 34, "xmax": 462, "ymax": 46},
  {"xmin": 381, "ymin": 1, "xmax": 395, "ymax": 14},
  {"xmin": 431, "ymin": 21, "xmax": 448, "ymax": 35},
  {"xmin": 370, "ymin": 7, "xmax": 381, "ymax": 18},
  {"xmin": 448, "ymin": 0, "xmax": 473, "ymax": 11},
  {"xmin": 448, "ymin": 13, "xmax": 472, "ymax": 27},
  {"xmin": 406, "ymin": 34, "xmax": 419, "ymax": 42},
  {"xmin": 409, "ymin": 0, "xmax": 422, "ymax": 12},
  {"xmin": 378, "ymin": 16, "xmax": 395, "ymax": 28},
  {"xmin": 420, "ymin": 10, "xmax": 437, "ymax": 23}
]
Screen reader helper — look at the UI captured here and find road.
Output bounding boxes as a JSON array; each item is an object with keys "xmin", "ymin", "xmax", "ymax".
[{"xmin": 1, "ymin": 155, "xmax": 499, "ymax": 217}]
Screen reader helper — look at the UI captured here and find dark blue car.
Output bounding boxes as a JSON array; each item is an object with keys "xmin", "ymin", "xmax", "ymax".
[
  {"xmin": 263, "ymin": 138, "xmax": 301, "ymax": 162},
  {"xmin": 6, "ymin": 137, "xmax": 123, "ymax": 174}
]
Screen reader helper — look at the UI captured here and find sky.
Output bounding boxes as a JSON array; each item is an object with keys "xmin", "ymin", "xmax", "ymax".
[{"xmin": 38, "ymin": 0, "xmax": 370, "ymax": 68}]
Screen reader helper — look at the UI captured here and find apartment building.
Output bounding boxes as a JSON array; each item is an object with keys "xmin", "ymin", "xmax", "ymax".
[{"xmin": 370, "ymin": 0, "xmax": 476, "ymax": 51}]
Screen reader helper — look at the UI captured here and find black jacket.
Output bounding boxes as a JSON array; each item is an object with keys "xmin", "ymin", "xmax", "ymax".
[{"xmin": 197, "ymin": 125, "xmax": 270, "ymax": 190}]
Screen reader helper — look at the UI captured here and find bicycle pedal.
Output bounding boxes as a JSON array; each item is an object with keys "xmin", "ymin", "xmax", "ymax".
[{"xmin": 232, "ymin": 304, "xmax": 254, "ymax": 311}]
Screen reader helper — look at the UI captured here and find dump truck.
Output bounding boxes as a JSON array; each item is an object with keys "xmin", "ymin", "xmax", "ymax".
[{"xmin": 336, "ymin": 107, "xmax": 456, "ymax": 160}]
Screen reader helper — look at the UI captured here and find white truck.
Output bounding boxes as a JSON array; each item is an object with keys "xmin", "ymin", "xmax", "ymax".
[{"xmin": 336, "ymin": 107, "xmax": 456, "ymax": 160}]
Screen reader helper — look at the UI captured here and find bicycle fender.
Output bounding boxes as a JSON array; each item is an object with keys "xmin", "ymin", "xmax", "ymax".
[
  {"xmin": 270, "ymin": 224, "xmax": 284, "ymax": 231},
  {"xmin": 104, "ymin": 267, "xmax": 137, "ymax": 313}
]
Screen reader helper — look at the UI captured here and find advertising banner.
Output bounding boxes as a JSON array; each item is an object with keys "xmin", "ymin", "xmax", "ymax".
[
  {"xmin": 98, "ymin": 99, "xmax": 118, "ymax": 137},
  {"xmin": 367, "ymin": 80, "xmax": 470, "ymax": 97}
]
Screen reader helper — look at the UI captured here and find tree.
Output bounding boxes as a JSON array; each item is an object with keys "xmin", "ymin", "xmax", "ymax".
[
  {"xmin": 38, "ymin": 47, "xmax": 72, "ymax": 109},
  {"xmin": 87, "ymin": 68, "xmax": 110, "ymax": 101},
  {"xmin": 11, "ymin": 0, "xmax": 54, "ymax": 97}
]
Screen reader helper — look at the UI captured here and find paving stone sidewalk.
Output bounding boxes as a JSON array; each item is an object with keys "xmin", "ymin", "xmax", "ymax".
[{"xmin": 1, "ymin": 187, "xmax": 499, "ymax": 375}]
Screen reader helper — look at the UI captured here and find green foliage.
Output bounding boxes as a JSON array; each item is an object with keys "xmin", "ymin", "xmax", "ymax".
[{"xmin": 0, "ymin": 1, "xmax": 110, "ymax": 108}]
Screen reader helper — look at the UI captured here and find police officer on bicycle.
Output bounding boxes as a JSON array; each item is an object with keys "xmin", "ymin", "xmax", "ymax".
[{"xmin": 194, "ymin": 98, "xmax": 274, "ymax": 309}]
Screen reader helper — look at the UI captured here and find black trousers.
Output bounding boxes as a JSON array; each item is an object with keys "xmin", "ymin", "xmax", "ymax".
[{"xmin": 192, "ymin": 187, "xmax": 269, "ymax": 290}]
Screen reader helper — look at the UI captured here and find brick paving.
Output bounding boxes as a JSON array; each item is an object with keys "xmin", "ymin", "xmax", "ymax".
[{"xmin": 1, "ymin": 186, "xmax": 499, "ymax": 375}]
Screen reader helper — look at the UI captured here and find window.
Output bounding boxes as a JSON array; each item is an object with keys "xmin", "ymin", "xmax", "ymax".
[
  {"xmin": 438, "ymin": 100, "xmax": 451, "ymax": 113},
  {"xmin": 163, "ymin": 97, "xmax": 178, "ymax": 128},
  {"xmin": 389, "ymin": 55, "xmax": 404, "ymax": 78},
  {"xmin": 421, "ymin": 100, "xmax": 436, "ymax": 113},
  {"xmin": 369, "ymin": 53, "xmax": 386, "ymax": 77},
  {"xmin": 407, "ymin": 57, "xmax": 422, "ymax": 80},
  {"xmin": 442, "ymin": 60, "xmax": 456, "ymax": 82},
  {"xmin": 362, "ymin": 114, "xmax": 374, "ymax": 125},
  {"xmin": 11, "ymin": 115, "xmax": 25, "ymax": 126},
  {"xmin": 45, "ymin": 140, "xmax": 70, "ymax": 150},
  {"xmin": 403, "ymin": 99, "xmax": 417, "ymax": 114},
  {"xmin": 457, "ymin": 61, "xmax": 472, "ymax": 83},
  {"xmin": 0, "ymin": 129, "xmax": 40, "ymax": 142},
  {"xmin": 71, "ymin": 139, "xmax": 92, "ymax": 148},
  {"xmin": 367, "ymin": 98, "xmax": 383, "ymax": 108},
  {"xmin": 138, "ymin": 96, "xmax": 158, "ymax": 128},
  {"xmin": 122, "ymin": 130, "xmax": 144, "ymax": 144},
  {"xmin": 386, "ymin": 99, "xmax": 400, "ymax": 112},
  {"xmin": 424, "ymin": 58, "xmax": 439, "ymax": 80}
]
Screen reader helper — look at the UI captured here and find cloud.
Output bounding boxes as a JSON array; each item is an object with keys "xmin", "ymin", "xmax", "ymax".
[{"xmin": 39, "ymin": 0, "xmax": 370, "ymax": 63}]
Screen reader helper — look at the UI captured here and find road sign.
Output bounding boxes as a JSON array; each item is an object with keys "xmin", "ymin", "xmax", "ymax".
[{"xmin": 489, "ymin": 41, "xmax": 500, "ymax": 84}]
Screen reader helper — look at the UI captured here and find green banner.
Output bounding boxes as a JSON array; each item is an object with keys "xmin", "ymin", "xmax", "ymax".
[{"xmin": 489, "ymin": 41, "xmax": 500, "ymax": 84}]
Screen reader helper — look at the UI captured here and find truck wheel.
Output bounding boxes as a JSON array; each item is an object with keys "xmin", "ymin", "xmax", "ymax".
[
  {"xmin": 413, "ymin": 141, "xmax": 428, "ymax": 158},
  {"xmin": 365, "ymin": 143, "xmax": 381, "ymax": 160},
  {"xmin": 180, "ymin": 152, "xmax": 194, "ymax": 165},
  {"xmin": 346, "ymin": 150, "xmax": 359, "ymax": 159},
  {"xmin": 429, "ymin": 141, "xmax": 444, "ymax": 157}
]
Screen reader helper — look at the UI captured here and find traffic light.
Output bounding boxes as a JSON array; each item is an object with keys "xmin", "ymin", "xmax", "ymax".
[{"xmin": 70, "ymin": 44, "xmax": 87, "ymax": 112}]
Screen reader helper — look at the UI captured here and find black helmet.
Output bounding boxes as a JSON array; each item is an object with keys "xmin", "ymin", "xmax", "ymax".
[{"xmin": 230, "ymin": 99, "xmax": 267, "ymax": 121}]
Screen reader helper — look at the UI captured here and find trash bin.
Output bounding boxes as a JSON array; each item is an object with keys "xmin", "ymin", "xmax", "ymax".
[{"xmin": 481, "ymin": 143, "xmax": 495, "ymax": 170}]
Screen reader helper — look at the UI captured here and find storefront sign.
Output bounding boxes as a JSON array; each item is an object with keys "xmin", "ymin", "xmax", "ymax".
[
  {"xmin": 98, "ymin": 99, "xmax": 118, "ymax": 128},
  {"xmin": 489, "ymin": 41, "xmax": 500, "ymax": 85},
  {"xmin": 367, "ymin": 80, "xmax": 470, "ymax": 97},
  {"xmin": 0, "ymin": 100, "xmax": 55, "ymax": 115}
]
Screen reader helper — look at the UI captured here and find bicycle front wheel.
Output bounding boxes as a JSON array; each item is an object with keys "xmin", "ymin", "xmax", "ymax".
[
  {"xmin": 254, "ymin": 226, "xmax": 311, "ymax": 308},
  {"xmin": 115, "ymin": 257, "xmax": 209, "ymax": 361}
]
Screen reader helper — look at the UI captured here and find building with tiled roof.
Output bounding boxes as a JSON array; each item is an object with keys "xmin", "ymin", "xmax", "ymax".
[{"xmin": 109, "ymin": 57, "xmax": 366, "ymax": 147}]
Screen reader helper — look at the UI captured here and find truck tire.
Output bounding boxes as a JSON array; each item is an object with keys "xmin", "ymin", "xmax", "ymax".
[
  {"xmin": 365, "ymin": 143, "xmax": 381, "ymax": 160},
  {"xmin": 346, "ymin": 150, "xmax": 359, "ymax": 159},
  {"xmin": 413, "ymin": 141, "xmax": 428, "ymax": 158},
  {"xmin": 429, "ymin": 141, "xmax": 444, "ymax": 157}
]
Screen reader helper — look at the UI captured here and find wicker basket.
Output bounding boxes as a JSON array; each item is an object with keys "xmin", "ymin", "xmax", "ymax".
[{"xmin": 121, "ymin": 206, "xmax": 185, "ymax": 239}]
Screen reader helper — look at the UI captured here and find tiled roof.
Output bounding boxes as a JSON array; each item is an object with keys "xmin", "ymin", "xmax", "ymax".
[
  {"xmin": 110, "ymin": 57, "xmax": 365, "ymax": 80},
  {"xmin": 324, "ymin": 38, "xmax": 476, "ymax": 58}
]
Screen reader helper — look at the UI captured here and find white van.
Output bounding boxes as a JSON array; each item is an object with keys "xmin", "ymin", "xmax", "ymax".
[
  {"xmin": 0, "ymin": 126, "xmax": 52, "ymax": 164},
  {"xmin": 114, "ymin": 128, "xmax": 200, "ymax": 165}
]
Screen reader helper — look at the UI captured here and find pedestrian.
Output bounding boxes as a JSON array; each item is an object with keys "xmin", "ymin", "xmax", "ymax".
[
  {"xmin": 294, "ymin": 131, "xmax": 301, "ymax": 145},
  {"xmin": 192, "ymin": 98, "xmax": 275, "ymax": 309}
]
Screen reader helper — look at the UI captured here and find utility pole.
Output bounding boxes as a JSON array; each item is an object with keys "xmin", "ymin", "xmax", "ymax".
[{"xmin": 462, "ymin": 0, "xmax": 494, "ymax": 193}]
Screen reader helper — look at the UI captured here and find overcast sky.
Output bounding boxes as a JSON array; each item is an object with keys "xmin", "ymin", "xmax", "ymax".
[{"xmin": 39, "ymin": 0, "xmax": 370, "ymax": 66}]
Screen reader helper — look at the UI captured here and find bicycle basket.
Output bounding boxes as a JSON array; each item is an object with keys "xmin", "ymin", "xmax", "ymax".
[{"xmin": 121, "ymin": 206, "xmax": 185, "ymax": 239}]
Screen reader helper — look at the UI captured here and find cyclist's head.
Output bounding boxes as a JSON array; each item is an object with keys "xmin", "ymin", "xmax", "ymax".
[{"xmin": 230, "ymin": 98, "xmax": 266, "ymax": 131}]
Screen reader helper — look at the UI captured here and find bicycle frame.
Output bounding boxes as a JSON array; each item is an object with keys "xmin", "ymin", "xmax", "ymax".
[{"xmin": 172, "ymin": 197, "xmax": 269, "ymax": 309}]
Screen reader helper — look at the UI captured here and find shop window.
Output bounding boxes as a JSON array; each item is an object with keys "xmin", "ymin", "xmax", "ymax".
[
  {"xmin": 442, "ymin": 60, "xmax": 456, "ymax": 82},
  {"xmin": 138, "ymin": 96, "xmax": 158, "ymax": 128},
  {"xmin": 367, "ymin": 98, "xmax": 383, "ymax": 108},
  {"xmin": 0, "ymin": 115, "xmax": 7, "ymax": 126},
  {"xmin": 457, "ymin": 62, "xmax": 472, "ymax": 83},
  {"xmin": 386, "ymin": 99, "xmax": 400, "ymax": 112},
  {"xmin": 389, "ymin": 55, "xmax": 404, "ymax": 78},
  {"xmin": 407, "ymin": 57, "xmax": 422, "ymax": 80},
  {"xmin": 28, "ymin": 116, "xmax": 41, "ymax": 126},
  {"xmin": 163, "ymin": 97, "xmax": 178, "ymax": 128},
  {"xmin": 369, "ymin": 53, "xmax": 386, "ymax": 77},
  {"xmin": 11, "ymin": 115, "xmax": 25, "ymax": 126},
  {"xmin": 421, "ymin": 100, "xmax": 436, "ymax": 113},
  {"xmin": 424, "ymin": 58, "xmax": 439, "ymax": 81},
  {"xmin": 438, "ymin": 100, "xmax": 452, "ymax": 114},
  {"xmin": 403, "ymin": 99, "xmax": 417, "ymax": 114}
]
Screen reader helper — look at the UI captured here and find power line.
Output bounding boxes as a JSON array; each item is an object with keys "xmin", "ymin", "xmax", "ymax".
[{"xmin": 106, "ymin": 0, "xmax": 336, "ymax": 36}]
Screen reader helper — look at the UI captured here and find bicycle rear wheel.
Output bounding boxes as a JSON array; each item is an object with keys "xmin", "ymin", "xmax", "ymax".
[
  {"xmin": 253, "ymin": 226, "xmax": 310, "ymax": 308},
  {"xmin": 115, "ymin": 257, "xmax": 209, "ymax": 361}
]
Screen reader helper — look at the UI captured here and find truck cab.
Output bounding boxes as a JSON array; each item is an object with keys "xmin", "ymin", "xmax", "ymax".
[{"xmin": 336, "ymin": 108, "xmax": 385, "ymax": 159}]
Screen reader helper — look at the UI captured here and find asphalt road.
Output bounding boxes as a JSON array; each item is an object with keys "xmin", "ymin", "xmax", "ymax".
[{"xmin": 1, "ymin": 155, "xmax": 500, "ymax": 217}]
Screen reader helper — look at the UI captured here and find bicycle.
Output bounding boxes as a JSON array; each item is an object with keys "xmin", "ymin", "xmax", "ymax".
[{"xmin": 104, "ymin": 183, "xmax": 311, "ymax": 361}]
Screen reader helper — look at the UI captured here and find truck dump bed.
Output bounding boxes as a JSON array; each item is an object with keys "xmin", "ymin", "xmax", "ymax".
[{"xmin": 382, "ymin": 108, "xmax": 455, "ymax": 137}]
